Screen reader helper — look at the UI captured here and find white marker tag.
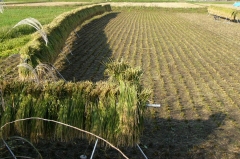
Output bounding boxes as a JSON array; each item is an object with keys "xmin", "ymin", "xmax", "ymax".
[{"xmin": 146, "ymin": 104, "xmax": 161, "ymax": 107}]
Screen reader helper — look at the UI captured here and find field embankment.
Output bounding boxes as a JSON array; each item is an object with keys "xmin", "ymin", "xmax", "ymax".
[{"xmin": 18, "ymin": 4, "xmax": 111, "ymax": 78}]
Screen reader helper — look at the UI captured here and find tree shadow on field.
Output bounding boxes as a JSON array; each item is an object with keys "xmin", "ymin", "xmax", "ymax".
[
  {"xmin": 136, "ymin": 111, "xmax": 227, "ymax": 159},
  {"xmin": 57, "ymin": 12, "xmax": 119, "ymax": 82}
]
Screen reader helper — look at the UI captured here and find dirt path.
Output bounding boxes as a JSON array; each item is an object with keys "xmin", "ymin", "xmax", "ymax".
[
  {"xmin": 106, "ymin": 2, "xmax": 205, "ymax": 8},
  {"xmin": 5, "ymin": 2, "xmax": 205, "ymax": 8},
  {"xmin": 4, "ymin": 2, "xmax": 89, "ymax": 7},
  {"xmin": 6, "ymin": 2, "xmax": 237, "ymax": 9}
]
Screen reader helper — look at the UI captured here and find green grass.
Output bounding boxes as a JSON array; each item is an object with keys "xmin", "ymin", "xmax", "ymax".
[
  {"xmin": 0, "ymin": 6, "xmax": 82, "ymax": 31},
  {"xmin": 0, "ymin": 5, "xmax": 82, "ymax": 38},
  {"xmin": 0, "ymin": 6, "xmax": 82, "ymax": 58}
]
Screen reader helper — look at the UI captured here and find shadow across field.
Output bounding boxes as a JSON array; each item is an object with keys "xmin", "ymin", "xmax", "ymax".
[
  {"xmin": 138, "ymin": 112, "xmax": 226, "ymax": 158},
  {"xmin": 56, "ymin": 12, "xmax": 119, "ymax": 82},
  {"xmin": 35, "ymin": 112, "xmax": 227, "ymax": 159},
  {"xmin": 0, "ymin": 112, "xmax": 227, "ymax": 159}
]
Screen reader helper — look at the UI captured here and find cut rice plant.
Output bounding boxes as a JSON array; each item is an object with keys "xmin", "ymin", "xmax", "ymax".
[
  {"xmin": 104, "ymin": 58, "xmax": 130, "ymax": 80},
  {"xmin": 208, "ymin": 6, "xmax": 239, "ymax": 20},
  {"xmin": 17, "ymin": 63, "xmax": 39, "ymax": 83},
  {"xmin": 35, "ymin": 64, "xmax": 59, "ymax": 82},
  {"xmin": 0, "ymin": 60, "xmax": 151, "ymax": 147},
  {"xmin": 104, "ymin": 59, "xmax": 142, "ymax": 85},
  {"xmin": 116, "ymin": 80, "xmax": 139, "ymax": 146},
  {"xmin": 17, "ymin": 63, "xmax": 62, "ymax": 83},
  {"xmin": 104, "ymin": 59, "xmax": 151, "ymax": 99}
]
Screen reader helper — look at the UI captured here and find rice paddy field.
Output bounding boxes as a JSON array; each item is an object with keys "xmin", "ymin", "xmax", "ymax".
[
  {"xmin": 54, "ymin": 7, "xmax": 240, "ymax": 158},
  {"xmin": 1, "ymin": 2, "xmax": 240, "ymax": 159}
]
